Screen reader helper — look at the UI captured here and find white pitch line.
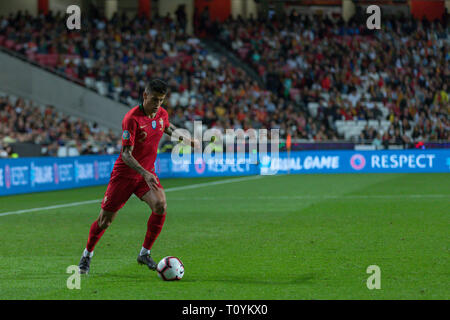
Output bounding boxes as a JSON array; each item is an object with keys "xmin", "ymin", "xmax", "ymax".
[
  {"xmin": 163, "ymin": 175, "xmax": 262, "ymax": 192},
  {"xmin": 0, "ymin": 175, "xmax": 262, "ymax": 217},
  {"xmin": 169, "ymin": 194, "xmax": 449, "ymax": 201}
]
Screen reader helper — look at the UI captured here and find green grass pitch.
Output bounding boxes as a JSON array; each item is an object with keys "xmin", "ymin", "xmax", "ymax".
[{"xmin": 0, "ymin": 173, "xmax": 448, "ymax": 300}]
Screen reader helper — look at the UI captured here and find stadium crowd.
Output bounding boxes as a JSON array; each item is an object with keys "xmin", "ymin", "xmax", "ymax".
[
  {"xmin": 0, "ymin": 10, "xmax": 342, "ymax": 145},
  {"xmin": 0, "ymin": 95, "xmax": 120, "ymax": 157},
  {"xmin": 213, "ymin": 11, "xmax": 449, "ymax": 145},
  {"xmin": 0, "ymin": 9, "xmax": 448, "ymax": 158}
]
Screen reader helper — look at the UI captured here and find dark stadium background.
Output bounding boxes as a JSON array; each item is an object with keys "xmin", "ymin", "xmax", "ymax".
[{"xmin": 0, "ymin": 0, "xmax": 448, "ymax": 159}]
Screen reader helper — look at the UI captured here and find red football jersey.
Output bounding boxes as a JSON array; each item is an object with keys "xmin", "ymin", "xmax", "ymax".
[{"xmin": 111, "ymin": 104, "xmax": 170, "ymax": 179}]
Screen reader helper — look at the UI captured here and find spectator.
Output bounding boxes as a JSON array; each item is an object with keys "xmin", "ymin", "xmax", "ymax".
[{"xmin": 372, "ymin": 133, "xmax": 382, "ymax": 149}]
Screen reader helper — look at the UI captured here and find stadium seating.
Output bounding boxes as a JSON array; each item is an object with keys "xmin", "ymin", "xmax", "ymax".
[
  {"xmin": 212, "ymin": 13, "xmax": 448, "ymax": 144},
  {"xmin": 0, "ymin": 91, "xmax": 120, "ymax": 158},
  {"xmin": 0, "ymin": 10, "xmax": 447, "ymax": 153}
]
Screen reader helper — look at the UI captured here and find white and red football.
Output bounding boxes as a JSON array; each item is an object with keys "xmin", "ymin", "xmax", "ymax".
[{"xmin": 156, "ymin": 256, "xmax": 184, "ymax": 281}]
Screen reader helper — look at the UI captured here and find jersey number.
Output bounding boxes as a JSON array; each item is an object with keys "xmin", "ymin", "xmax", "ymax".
[{"xmin": 138, "ymin": 131, "xmax": 147, "ymax": 143}]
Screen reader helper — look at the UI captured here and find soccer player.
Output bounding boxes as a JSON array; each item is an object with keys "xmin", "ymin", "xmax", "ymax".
[{"xmin": 78, "ymin": 79, "xmax": 195, "ymax": 274}]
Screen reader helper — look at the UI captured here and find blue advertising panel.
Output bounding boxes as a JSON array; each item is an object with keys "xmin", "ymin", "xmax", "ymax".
[
  {"xmin": 155, "ymin": 153, "xmax": 259, "ymax": 179},
  {"xmin": 0, "ymin": 149, "xmax": 449, "ymax": 196},
  {"xmin": 259, "ymin": 149, "xmax": 450, "ymax": 175},
  {"xmin": 0, "ymin": 155, "xmax": 118, "ymax": 196}
]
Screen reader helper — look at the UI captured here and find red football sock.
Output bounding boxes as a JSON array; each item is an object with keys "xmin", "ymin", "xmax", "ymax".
[
  {"xmin": 142, "ymin": 212, "xmax": 166, "ymax": 250},
  {"xmin": 86, "ymin": 220, "xmax": 106, "ymax": 252}
]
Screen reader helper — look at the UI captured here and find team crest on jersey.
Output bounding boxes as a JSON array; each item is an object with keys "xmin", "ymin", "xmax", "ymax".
[
  {"xmin": 122, "ymin": 130, "xmax": 130, "ymax": 140},
  {"xmin": 151, "ymin": 120, "xmax": 157, "ymax": 129}
]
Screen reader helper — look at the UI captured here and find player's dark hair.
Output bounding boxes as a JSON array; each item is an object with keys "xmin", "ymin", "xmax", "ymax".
[{"xmin": 146, "ymin": 79, "xmax": 168, "ymax": 95}]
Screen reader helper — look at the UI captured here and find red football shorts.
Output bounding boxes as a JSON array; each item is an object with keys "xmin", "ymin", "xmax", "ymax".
[{"xmin": 100, "ymin": 173, "xmax": 163, "ymax": 212}]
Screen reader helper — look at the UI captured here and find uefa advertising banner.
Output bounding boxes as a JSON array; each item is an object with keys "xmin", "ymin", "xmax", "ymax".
[
  {"xmin": 0, "ymin": 153, "xmax": 259, "ymax": 196},
  {"xmin": 259, "ymin": 149, "xmax": 450, "ymax": 175},
  {"xmin": 0, "ymin": 155, "xmax": 118, "ymax": 196},
  {"xmin": 0, "ymin": 149, "xmax": 449, "ymax": 196}
]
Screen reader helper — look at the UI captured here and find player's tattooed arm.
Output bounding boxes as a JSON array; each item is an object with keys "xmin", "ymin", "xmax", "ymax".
[
  {"xmin": 121, "ymin": 145, "xmax": 159, "ymax": 190},
  {"xmin": 164, "ymin": 123, "xmax": 175, "ymax": 137},
  {"xmin": 164, "ymin": 124, "xmax": 199, "ymax": 148}
]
